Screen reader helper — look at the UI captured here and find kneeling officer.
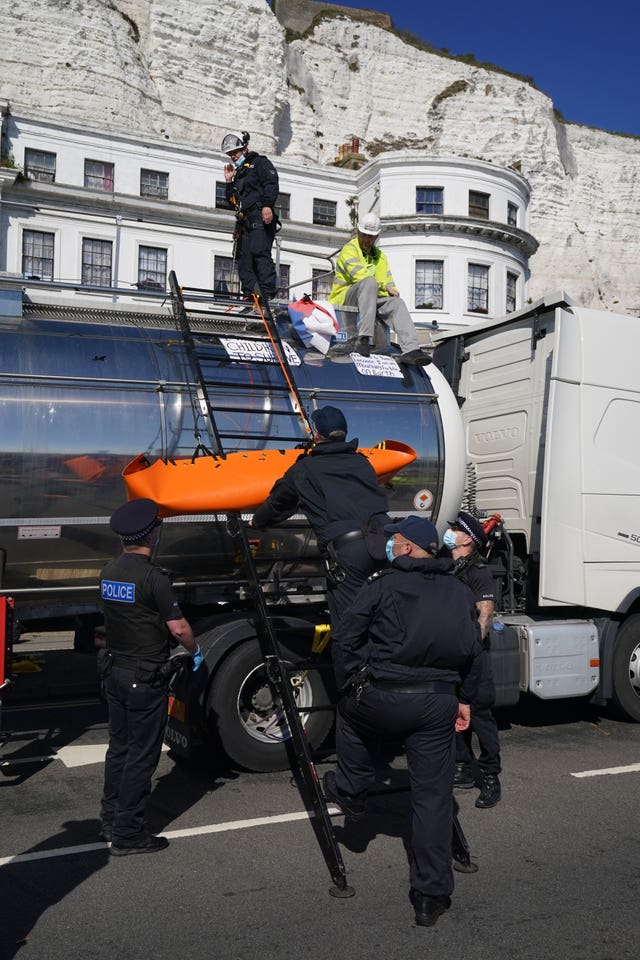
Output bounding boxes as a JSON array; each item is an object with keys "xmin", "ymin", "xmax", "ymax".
[
  {"xmin": 325, "ymin": 517, "xmax": 482, "ymax": 927},
  {"xmin": 99, "ymin": 498, "xmax": 202, "ymax": 855}
]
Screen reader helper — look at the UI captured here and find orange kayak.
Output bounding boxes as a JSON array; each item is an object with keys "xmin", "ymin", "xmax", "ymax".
[{"xmin": 122, "ymin": 441, "xmax": 417, "ymax": 517}]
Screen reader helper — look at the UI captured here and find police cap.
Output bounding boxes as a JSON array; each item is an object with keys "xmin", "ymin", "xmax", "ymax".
[
  {"xmin": 311, "ymin": 405, "xmax": 347, "ymax": 438},
  {"xmin": 449, "ymin": 510, "xmax": 487, "ymax": 549},
  {"xmin": 110, "ymin": 498, "xmax": 161, "ymax": 543},
  {"xmin": 384, "ymin": 516, "xmax": 439, "ymax": 553}
]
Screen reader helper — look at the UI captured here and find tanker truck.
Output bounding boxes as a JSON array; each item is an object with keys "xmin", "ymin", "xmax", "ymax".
[
  {"xmin": 0, "ymin": 278, "xmax": 466, "ymax": 770},
  {"xmin": 1, "ymin": 280, "xmax": 639, "ymax": 772}
]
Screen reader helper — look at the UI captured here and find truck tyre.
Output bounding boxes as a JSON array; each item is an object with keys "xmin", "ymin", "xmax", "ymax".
[
  {"xmin": 611, "ymin": 615, "xmax": 640, "ymax": 722},
  {"xmin": 207, "ymin": 639, "xmax": 333, "ymax": 772}
]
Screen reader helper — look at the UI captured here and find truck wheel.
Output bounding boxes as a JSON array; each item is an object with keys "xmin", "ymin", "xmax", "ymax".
[
  {"xmin": 611, "ymin": 615, "xmax": 640, "ymax": 722},
  {"xmin": 207, "ymin": 639, "xmax": 334, "ymax": 772}
]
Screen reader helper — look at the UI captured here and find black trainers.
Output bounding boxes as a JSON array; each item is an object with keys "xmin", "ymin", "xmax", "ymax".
[
  {"xmin": 409, "ymin": 889, "xmax": 451, "ymax": 927},
  {"xmin": 323, "ymin": 771, "xmax": 366, "ymax": 820},
  {"xmin": 453, "ymin": 763, "xmax": 475, "ymax": 789},
  {"xmin": 399, "ymin": 349, "xmax": 432, "ymax": 366},
  {"xmin": 355, "ymin": 337, "xmax": 371, "ymax": 357},
  {"xmin": 110, "ymin": 833, "xmax": 170, "ymax": 856},
  {"xmin": 475, "ymin": 774, "xmax": 501, "ymax": 808},
  {"xmin": 99, "ymin": 823, "xmax": 113, "ymax": 843}
]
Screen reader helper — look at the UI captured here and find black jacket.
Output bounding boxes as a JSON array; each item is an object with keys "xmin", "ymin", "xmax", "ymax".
[
  {"xmin": 332, "ymin": 556, "xmax": 482, "ymax": 702},
  {"xmin": 454, "ymin": 551, "xmax": 496, "ymax": 604},
  {"xmin": 226, "ymin": 151, "xmax": 279, "ymax": 222},
  {"xmin": 100, "ymin": 553, "xmax": 182, "ymax": 661},
  {"xmin": 251, "ymin": 438, "xmax": 388, "ymax": 551}
]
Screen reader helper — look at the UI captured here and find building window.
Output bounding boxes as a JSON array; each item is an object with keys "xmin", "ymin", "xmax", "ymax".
[
  {"xmin": 140, "ymin": 169, "xmax": 168, "ymax": 200},
  {"xmin": 215, "ymin": 181, "xmax": 232, "ymax": 210},
  {"xmin": 506, "ymin": 271, "xmax": 518, "ymax": 313},
  {"xmin": 24, "ymin": 148, "xmax": 56, "ymax": 183},
  {"xmin": 275, "ymin": 193, "xmax": 290, "ymax": 221},
  {"xmin": 313, "ymin": 198, "xmax": 337, "ymax": 227},
  {"xmin": 507, "ymin": 202, "xmax": 518, "ymax": 227},
  {"xmin": 276, "ymin": 263, "xmax": 290, "ymax": 299},
  {"xmin": 312, "ymin": 268, "xmax": 333, "ymax": 300},
  {"xmin": 415, "ymin": 260, "xmax": 444, "ymax": 310},
  {"xmin": 82, "ymin": 238, "xmax": 112, "ymax": 287},
  {"xmin": 469, "ymin": 190, "xmax": 490, "ymax": 220},
  {"xmin": 22, "ymin": 230, "xmax": 54, "ymax": 280},
  {"xmin": 468, "ymin": 263, "xmax": 489, "ymax": 313},
  {"xmin": 137, "ymin": 246, "xmax": 167, "ymax": 290},
  {"xmin": 84, "ymin": 159, "xmax": 114, "ymax": 192},
  {"xmin": 214, "ymin": 255, "xmax": 240, "ymax": 296},
  {"xmin": 416, "ymin": 187, "xmax": 443, "ymax": 215}
]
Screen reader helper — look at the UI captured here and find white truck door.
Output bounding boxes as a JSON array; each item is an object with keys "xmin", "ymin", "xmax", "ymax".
[{"xmin": 540, "ymin": 306, "xmax": 640, "ymax": 610}]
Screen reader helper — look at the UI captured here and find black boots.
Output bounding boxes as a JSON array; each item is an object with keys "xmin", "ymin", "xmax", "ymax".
[
  {"xmin": 110, "ymin": 833, "xmax": 170, "ymax": 856},
  {"xmin": 399, "ymin": 349, "xmax": 432, "ymax": 365},
  {"xmin": 322, "ymin": 771, "xmax": 366, "ymax": 820},
  {"xmin": 409, "ymin": 889, "xmax": 451, "ymax": 927},
  {"xmin": 453, "ymin": 762, "xmax": 475, "ymax": 789},
  {"xmin": 455, "ymin": 765, "xmax": 502, "ymax": 807},
  {"xmin": 475, "ymin": 774, "xmax": 501, "ymax": 809}
]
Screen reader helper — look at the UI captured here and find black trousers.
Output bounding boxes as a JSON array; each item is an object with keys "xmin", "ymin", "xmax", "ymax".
[
  {"xmin": 236, "ymin": 220, "xmax": 277, "ymax": 300},
  {"xmin": 101, "ymin": 664, "xmax": 168, "ymax": 843},
  {"xmin": 455, "ymin": 648, "xmax": 501, "ymax": 775},
  {"xmin": 335, "ymin": 686, "xmax": 458, "ymax": 898},
  {"xmin": 326, "ymin": 536, "xmax": 381, "ymax": 629}
]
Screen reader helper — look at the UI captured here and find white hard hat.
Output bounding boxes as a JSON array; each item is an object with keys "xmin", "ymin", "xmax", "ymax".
[
  {"xmin": 221, "ymin": 131, "xmax": 249, "ymax": 154},
  {"xmin": 357, "ymin": 213, "xmax": 381, "ymax": 236}
]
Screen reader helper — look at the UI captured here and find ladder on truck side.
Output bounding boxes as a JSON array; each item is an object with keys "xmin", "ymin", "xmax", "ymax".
[{"xmin": 167, "ymin": 271, "xmax": 355, "ymax": 898}]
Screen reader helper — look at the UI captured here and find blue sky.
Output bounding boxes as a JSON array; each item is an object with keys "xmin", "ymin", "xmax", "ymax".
[{"xmin": 311, "ymin": 0, "xmax": 639, "ymax": 138}]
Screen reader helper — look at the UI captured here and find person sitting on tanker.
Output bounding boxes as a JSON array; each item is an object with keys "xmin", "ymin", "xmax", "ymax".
[
  {"xmin": 442, "ymin": 511, "xmax": 502, "ymax": 809},
  {"xmin": 324, "ymin": 517, "xmax": 482, "ymax": 928},
  {"xmin": 222, "ymin": 130, "xmax": 280, "ymax": 303},
  {"xmin": 250, "ymin": 405, "xmax": 390, "ymax": 627},
  {"xmin": 99, "ymin": 498, "xmax": 203, "ymax": 855},
  {"xmin": 328, "ymin": 213, "xmax": 432, "ymax": 366}
]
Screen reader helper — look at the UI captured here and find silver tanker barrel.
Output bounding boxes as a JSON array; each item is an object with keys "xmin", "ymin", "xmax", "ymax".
[{"xmin": 0, "ymin": 305, "xmax": 465, "ymax": 619}]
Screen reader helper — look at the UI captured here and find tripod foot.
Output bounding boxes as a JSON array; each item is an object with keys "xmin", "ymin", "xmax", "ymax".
[
  {"xmin": 453, "ymin": 858, "xmax": 479, "ymax": 874},
  {"xmin": 329, "ymin": 883, "xmax": 356, "ymax": 898}
]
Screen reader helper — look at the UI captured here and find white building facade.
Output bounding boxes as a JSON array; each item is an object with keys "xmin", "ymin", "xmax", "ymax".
[{"xmin": 0, "ymin": 104, "xmax": 537, "ymax": 332}]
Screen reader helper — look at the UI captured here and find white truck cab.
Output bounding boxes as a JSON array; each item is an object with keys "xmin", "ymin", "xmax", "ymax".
[{"xmin": 433, "ymin": 293, "xmax": 640, "ymax": 721}]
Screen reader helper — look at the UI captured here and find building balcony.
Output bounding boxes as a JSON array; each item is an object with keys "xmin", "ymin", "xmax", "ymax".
[{"xmin": 383, "ymin": 215, "xmax": 539, "ymax": 258}]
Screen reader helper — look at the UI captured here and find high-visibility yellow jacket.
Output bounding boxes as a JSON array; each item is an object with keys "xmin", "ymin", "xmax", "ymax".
[{"xmin": 329, "ymin": 237, "xmax": 395, "ymax": 306}]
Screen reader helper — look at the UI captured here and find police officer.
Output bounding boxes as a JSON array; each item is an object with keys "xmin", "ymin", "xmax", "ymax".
[
  {"xmin": 444, "ymin": 511, "xmax": 501, "ymax": 808},
  {"xmin": 222, "ymin": 130, "xmax": 280, "ymax": 302},
  {"xmin": 99, "ymin": 498, "xmax": 203, "ymax": 855},
  {"xmin": 324, "ymin": 517, "xmax": 482, "ymax": 927},
  {"xmin": 251, "ymin": 405, "xmax": 389, "ymax": 627}
]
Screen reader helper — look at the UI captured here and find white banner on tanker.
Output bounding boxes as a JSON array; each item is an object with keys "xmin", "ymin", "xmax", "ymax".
[
  {"xmin": 220, "ymin": 338, "xmax": 302, "ymax": 366},
  {"xmin": 352, "ymin": 355, "xmax": 405, "ymax": 378}
]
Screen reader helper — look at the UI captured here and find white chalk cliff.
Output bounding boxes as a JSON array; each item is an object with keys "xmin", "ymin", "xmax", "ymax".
[{"xmin": 3, "ymin": 0, "xmax": 639, "ymax": 313}]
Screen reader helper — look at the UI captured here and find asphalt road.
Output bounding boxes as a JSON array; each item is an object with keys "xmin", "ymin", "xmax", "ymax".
[{"xmin": 1, "ymin": 695, "xmax": 639, "ymax": 960}]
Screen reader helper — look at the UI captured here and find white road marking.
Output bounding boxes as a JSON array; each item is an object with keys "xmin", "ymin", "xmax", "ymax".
[
  {"xmin": 0, "ymin": 808, "xmax": 341, "ymax": 867},
  {"xmin": 0, "ymin": 743, "xmax": 168, "ymax": 769},
  {"xmin": 571, "ymin": 762, "xmax": 640, "ymax": 778}
]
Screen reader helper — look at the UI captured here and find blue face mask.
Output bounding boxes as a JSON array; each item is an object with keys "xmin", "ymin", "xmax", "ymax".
[
  {"xmin": 385, "ymin": 536, "xmax": 397, "ymax": 564},
  {"xmin": 233, "ymin": 152, "xmax": 245, "ymax": 169},
  {"xmin": 443, "ymin": 529, "xmax": 458, "ymax": 550}
]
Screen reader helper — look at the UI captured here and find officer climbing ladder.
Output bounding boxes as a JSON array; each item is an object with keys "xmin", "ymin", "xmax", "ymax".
[
  {"xmin": 167, "ymin": 270, "xmax": 355, "ymax": 898},
  {"xmin": 167, "ymin": 270, "xmax": 477, "ymax": 891}
]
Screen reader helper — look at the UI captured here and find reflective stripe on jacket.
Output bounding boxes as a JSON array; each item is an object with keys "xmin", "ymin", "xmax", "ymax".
[{"xmin": 329, "ymin": 237, "xmax": 395, "ymax": 305}]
